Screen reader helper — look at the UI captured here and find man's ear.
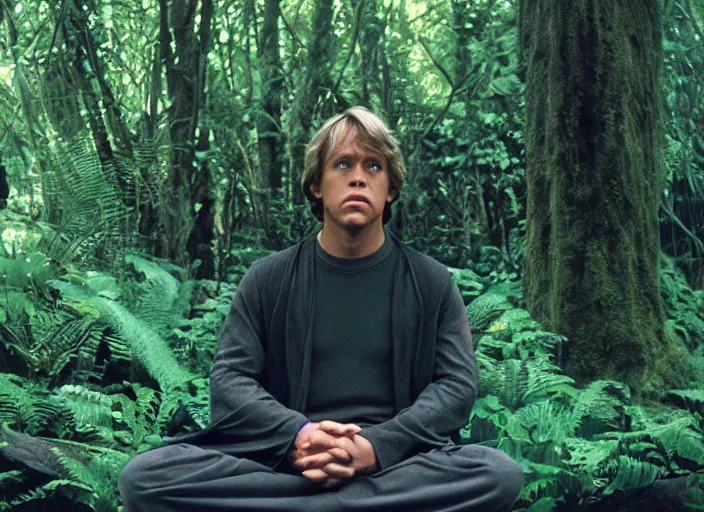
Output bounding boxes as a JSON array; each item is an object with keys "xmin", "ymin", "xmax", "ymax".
[
  {"xmin": 386, "ymin": 188, "xmax": 398, "ymax": 203},
  {"xmin": 310, "ymin": 183, "xmax": 322, "ymax": 199}
]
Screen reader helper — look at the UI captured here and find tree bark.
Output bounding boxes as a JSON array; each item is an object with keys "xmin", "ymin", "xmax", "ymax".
[
  {"xmin": 258, "ymin": 0, "xmax": 283, "ymax": 192},
  {"xmin": 157, "ymin": 0, "xmax": 214, "ymax": 272},
  {"xmin": 0, "ymin": 161, "xmax": 8, "ymax": 209},
  {"xmin": 519, "ymin": 0, "xmax": 689, "ymax": 392},
  {"xmin": 186, "ymin": 0, "xmax": 215, "ymax": 278}
]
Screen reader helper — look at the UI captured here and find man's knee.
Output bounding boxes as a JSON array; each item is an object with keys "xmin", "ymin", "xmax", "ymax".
[
  {"xmin": 477, "ymin": 446, "xmax": 524, "ymax": 507},
  {"xmin": 454, "ymin": 445, "xmax": 524, "ymax": 508},
  {"xmin": 496, "ymin": 451, "xmax": 523, "ymax": 498},
  {"xmin": 118, "ymin": 444, "xmax": 186, "ymax": 506},
  {"xmin": 118, "ymin": 448, "xmax": 158, "ymax": 503}
]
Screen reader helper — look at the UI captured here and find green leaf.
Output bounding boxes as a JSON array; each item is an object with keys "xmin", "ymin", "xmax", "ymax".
[{"xmin": 489, "ymin": 75, "xmax": 521, "ymax": 96}]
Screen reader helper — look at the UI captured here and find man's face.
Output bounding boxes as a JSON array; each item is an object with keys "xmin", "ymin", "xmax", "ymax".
[{"xmin": 310, "ymin": 130, "xmax": 397, "ymax": 233}]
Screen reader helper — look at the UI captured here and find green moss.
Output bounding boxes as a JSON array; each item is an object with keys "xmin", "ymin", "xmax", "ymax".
[{"xmin": 519, "ymin": 0, "xmax": 674, "ymax": 394}]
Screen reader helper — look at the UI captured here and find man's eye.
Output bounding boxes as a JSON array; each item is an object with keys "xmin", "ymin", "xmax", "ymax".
[
  {"xmin": 335, "ymin": 160, "xmax": 350, "ymax": 170},
  {"xmin": 366, "ymin": 161, "xmax": 382, "ymax": 172}
]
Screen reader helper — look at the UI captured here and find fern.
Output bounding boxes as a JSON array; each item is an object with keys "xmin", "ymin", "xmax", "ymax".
[
  {"xmin": 466, "ymin": 394, "xmax": 531, "ymax": 444},
  {"xmin": 448, "ymin": 267, "xmax": 485, "ymax": 303},
  {"xmin": 515, "ymin": 400, "xmax": 580, "ymax": 446},
  {"xmin": 52, "ymin": 384, "xmax": 114, "ymax": 428},
  {"xmin": 125, "ymin": 254, "xmax": 183, "ymax": 337},
  {"xmin": 467, "ymin": 292, "xmax": 512, "ymax": 331},
  {"xmin": 564, "ymin": 438, "xmax": 619, "ymax": 473},
  {"xmin": 93, "ymin": 297, "xmax": 195, "ymax": 390},
  {"xmin": 0, "ymin": 470, "xmax": 23, "ymax": 489},
  {"xmin": 522, "ymin": 357, "xmax": 577, "ymax": 403},
  {"xmin": 572, "ymin": 380, "xmax": 630, "ymax": 438},
  {"xmin": 477, "ymin": 355, "xmax": 577, "ymax": 410},
  {"xmin": 0, "ymin": 373, "xmax": 62, "ymax": 435},
  {"xmin": 602, "ymin": 410, "xmax": 703, "ymax": 471},
  {"xmin": 601, "ymin": 456, "xmax": 665, "ymax": 495},
  {"xmin": 112, "ymin": 385, "xmax": 158, "ymax": 448},
  {"xmin": 44, "ymin": 137, "xmax": 129, "ymax": 265},
  {"xmin": 8, "ymin": 478, "xmax": 92, "ymax": 509},
  {"xmin": 665, "ymin": 389, "xmax": 704, "ymax": 414},
  {"xmin": 156, "ymin": 377, "xmax": 210, "ymax": 434},
  {"xmin": 660, "ymin": 254, "xmax": 704, "ymax": 350},
  {"xmin": 53, "ymin": 448, "xmax": 128, "ymax": 512}
]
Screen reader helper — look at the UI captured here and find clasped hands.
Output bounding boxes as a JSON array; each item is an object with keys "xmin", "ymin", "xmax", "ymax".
[{"xmin": 288, "ymin": 420, "xmax": 378, "ymax": 489}]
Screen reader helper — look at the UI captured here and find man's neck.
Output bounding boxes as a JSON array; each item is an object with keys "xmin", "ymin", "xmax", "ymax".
[{"xmin": 317, "ymin": 223, "xmax": 386, "ymax": 259}]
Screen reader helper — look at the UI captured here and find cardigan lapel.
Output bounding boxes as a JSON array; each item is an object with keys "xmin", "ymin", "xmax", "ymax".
[
  {"xmin": 390, "ymin": 233, "xmax": 423, "ymax": 411},
  {"xmin": 284, "ymin": 235, "xmax": 316, "ymax": 412}
]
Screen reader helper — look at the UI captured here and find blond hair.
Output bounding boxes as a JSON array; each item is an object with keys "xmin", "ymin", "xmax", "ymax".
[{"xmin": 301, "ymin": 106, "xmax": 406, "ymax": 223}]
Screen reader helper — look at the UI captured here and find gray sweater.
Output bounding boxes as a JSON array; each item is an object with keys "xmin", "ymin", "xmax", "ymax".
[{"xmin": 185, "ymin": 230, "xmax": 477, "ymax": 472}]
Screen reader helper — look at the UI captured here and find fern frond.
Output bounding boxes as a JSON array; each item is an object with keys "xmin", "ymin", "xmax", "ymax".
[
  {"xmin": 476, "ymin": 357, "xmax": 527, "ymax": 410},
  {"xmin": 522, "ymin": 357, "xmax": 577, "ymax": 403},
  {"xmin": 52, "ymin": 384, "xmax": 114, "ymax": 428},
  {"xmin": 564, "ymin": 438, "xmax": 619, "ymax": 473},
  {"xmin": 46, "ymin": 137, "xmax": 129, "ymax": 264},
  {"xmin": 156, "ymin": 378, "xmax": 210, "ymax": 434},
  {"xmin": 515, "ymin": 400, "xmax": 580, "ymax": 445},
  {"xmin": 91, "ymin": 297, "xmax": 195, "ymax": 390},
  {"xmin": 601, "ymin": 455, "xmax": 665, "ymax": 495},
  {"xmin": 0, "ymin": 373, "xmax": 62, "ymax": 434},
  {"xmin": 0, "ymin": 470, "xmax": 23, "ymax": 489},
  {"xmin": 572, "ymin": 380, "xmax": 630, "ymax": 438},
  {"xmin": 467, "ymin": 292, "xmax": 511, "ymax": 331},
  {"xmin": 664, "ymin": 389, "xmax": 704, "ymax": 414},
  {"xmin": 126, "ymin": 255, "xmax": 181, "ymax": 329},
  {"xmin": 51, "ymin": 448, "xmax": 129, "ymax": 511}
]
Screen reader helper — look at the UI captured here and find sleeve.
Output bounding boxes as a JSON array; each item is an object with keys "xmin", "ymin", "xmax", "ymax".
[
  {"xmin": 358, "ymin": 278, "xmax": 477, "ymax": 470},
  {"xmin": 208, "ymin": 261, "xmax": 309, "ymax": 469}
]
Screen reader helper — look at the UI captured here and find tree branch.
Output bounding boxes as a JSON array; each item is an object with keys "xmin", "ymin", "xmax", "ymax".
[
  {"xmin": 47, "ymin": 0, "xmax": 70, "ymax": 65},
  {"xmin": 331, "ymin": 0, "xmax": 366, "ymax": 96},
  {"xmin": 280, "ymin": 12, "xmax": 304, "ymax": 49},
  {"xmin": 418, "ymin": 36, "xmax": 453, "ymax": 86},
  {"xmin": 660, "ymin": 202, "xmax": 704, "ymax": 258}
]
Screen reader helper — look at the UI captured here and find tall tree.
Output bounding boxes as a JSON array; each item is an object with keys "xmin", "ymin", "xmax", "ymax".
[
  {"xmin": 519, "ymin": 0, "xmax": 689, "ymax": 392},
  {"xmin": 258, "ymin": 0, "xmax": 283, "ymax": 192},
  {"xmin": 255, "ymin": 0, "xmax": 283, "ymax": 245},
  {"xmin": 158, "ymin": 0, "xmax": 214, "ymax": 273}
]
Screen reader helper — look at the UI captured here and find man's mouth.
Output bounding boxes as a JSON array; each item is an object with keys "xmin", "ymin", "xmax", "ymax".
[{"xmin": 344, "ymin": 194, "xmax": 370, "ymax": 205}]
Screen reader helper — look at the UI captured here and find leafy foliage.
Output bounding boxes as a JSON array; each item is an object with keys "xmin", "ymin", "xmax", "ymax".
[{"xmin": 0, "ymin": 0, "xmax": 701, "ymax": 510}]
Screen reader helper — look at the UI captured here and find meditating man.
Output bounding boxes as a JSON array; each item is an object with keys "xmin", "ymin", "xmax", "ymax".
[{"xmin": 118, "ymin": 106, "xmax": 524, "ymax": 511}]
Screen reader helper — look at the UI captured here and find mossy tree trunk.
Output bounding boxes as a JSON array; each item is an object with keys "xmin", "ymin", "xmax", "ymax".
[{"xmin": 519, "ymin": 0, "xmax": 680, "ymax": 392}]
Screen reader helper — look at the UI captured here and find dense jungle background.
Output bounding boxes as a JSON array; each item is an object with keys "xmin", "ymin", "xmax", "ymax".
[{"xmin": 0, "ymin": 0, "xmax": 703, "ymax": 510}]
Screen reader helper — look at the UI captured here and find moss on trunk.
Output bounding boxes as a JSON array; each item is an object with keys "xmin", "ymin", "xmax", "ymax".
[{"xmin": 518, "ymin": 0, "xmax": 690, "ymax": 393}]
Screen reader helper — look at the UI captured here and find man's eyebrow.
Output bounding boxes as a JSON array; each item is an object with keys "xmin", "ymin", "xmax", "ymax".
[
  {"xmin": 331, "ymin": 151, "xmax": 355, "ymax": 160},
  {"xmin": 328, "ymin": 149, "xmax": 384, "ymax": 162}
]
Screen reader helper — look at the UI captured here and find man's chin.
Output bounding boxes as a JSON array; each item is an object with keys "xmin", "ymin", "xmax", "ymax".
[{"xmin": 324, "ymin": 212, "xmax": 382, "ymax": 233}]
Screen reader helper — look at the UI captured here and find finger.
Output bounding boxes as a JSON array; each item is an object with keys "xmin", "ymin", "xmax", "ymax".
[
  {"xmin": 297, "ymin": 422, "xmax": 321, "ymax": 450},
  {"xmin": 326, "ymin": 447, "xmax": 352, "ymax": 462},
  {"xmin": 304, "ymin": 430, "xmax": 344, "ymax": 452},
  {"xmin": 301, "ymin": 468, "xmax": 330, "ymax": 483},
  {"xmin": 318, "ymin": 420, "xmax": 361, "ymax": 437},
  {"xmin": 320, "ymin": 462, "xmax": 355, "ymax": 480},
  {"xmin": 296, "ymin": 451, "xmax": 335, "ymax": 470}
]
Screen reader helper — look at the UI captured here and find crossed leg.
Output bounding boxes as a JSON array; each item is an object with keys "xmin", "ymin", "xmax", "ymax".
[{"xmin": 118, "ymin": 442, "xmax": 523, "ymax": 512}]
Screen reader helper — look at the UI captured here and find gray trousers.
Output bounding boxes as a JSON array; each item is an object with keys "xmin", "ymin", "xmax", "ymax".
[{"xmin": 119, "ymin": 442, "xmax": 523, "ymax": 512}]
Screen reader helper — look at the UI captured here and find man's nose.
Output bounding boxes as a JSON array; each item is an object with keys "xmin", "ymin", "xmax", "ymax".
[{"xmin": 349, "ymin": 163, "xmax": 367, "ymax": 187}]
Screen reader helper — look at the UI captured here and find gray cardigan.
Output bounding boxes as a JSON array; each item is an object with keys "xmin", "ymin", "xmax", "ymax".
[{"xmin": 185, "ymin": 232, "xmax": 477, "ymax": 471}]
